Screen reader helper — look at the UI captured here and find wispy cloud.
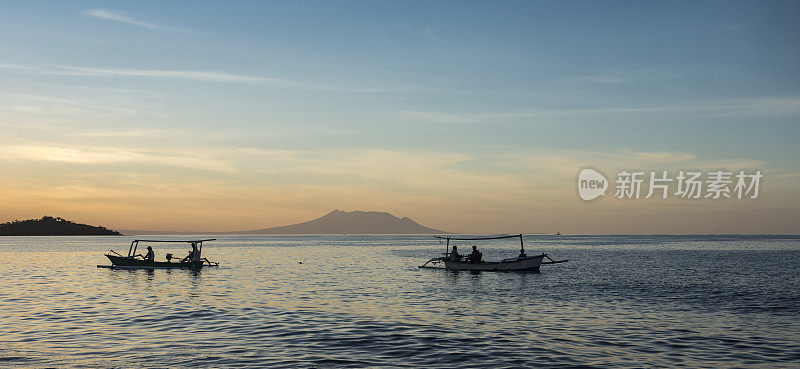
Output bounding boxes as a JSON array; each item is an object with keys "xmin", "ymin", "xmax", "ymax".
[
  {"xmin": 48, "ymin": 65, "xmax": 296, "ymax": 85},
  {"xmin": 566, "ymin": 65, "xmax": 702, "ymax": 84},
  {"xmin": 525, "ymin": 149, "xmax": 765, "ymax": 179},
  {"xmin": 388, "ymin": 95, "xmax": 800, "ymax": 125},
  {"xmin": 0, "ymin": 63, "xmax": 33, "ymax": 70},
  {"xmin": 388, "ymin": 110, "xmax": 482, "ymax": 124},
  {"xmin": 47, "ymin": 65, "xmax": 421, "ymax": 91},
  {"xmin": 2, "ymin": 63, "xmax": 410, "ymax": 92},
  {"xmin": 4, "ymin": 63, "xmax": 297, "ymax": 87},
  {"xmin": 83, "ymin": 9, "xmax": 169, "ymax": 30},
  {"xmin": 74, "ymin": 128, "xmax": 169, "ymax": 138},
  {"xmin": 0, "ymin": 93, "xmax": 139, "ymax": 116},
  {"xmin": 0, "ymin": 145, "xmax": 235, "ymax": 172}
]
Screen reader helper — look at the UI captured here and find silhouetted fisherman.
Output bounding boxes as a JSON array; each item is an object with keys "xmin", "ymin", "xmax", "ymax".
[
  {"xmin": 143, "ymin": 246, "xmax": 155, "ymax": 262},
  {"xmin": 450, "ymin": 245, "xmax": 462, "ymax": 261},
  {"xmin": 181, "ymin": 243, "xmax": 198, "ymax": 262},
  {"xmin": 468, "ymin": 245, "xmax": 482, "ymax": 263},
  {"xmin": 518, "ymin": 249, "xmax": 527, "ymax": 258}
]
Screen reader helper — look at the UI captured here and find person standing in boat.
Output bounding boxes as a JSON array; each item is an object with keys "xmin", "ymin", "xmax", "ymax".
[
  {"xmin": 181, "ymin": 243, "xmax": 199, "ymax": 262},
  {"xmin": 468, "ymin": 245, "xmax": 482, "ymax": 263},
  {"xmin": 143, "ymin": 246, "xmax": 155, "ymax": 262},
  {"xmin": 450, "ymin": 245, "xmax": 462, "ymax": 261}
]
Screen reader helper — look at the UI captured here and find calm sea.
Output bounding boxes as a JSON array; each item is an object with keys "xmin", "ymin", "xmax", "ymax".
[{"xmin": 1, "ymin": 235, "xmax": 798, "ymax": 368}]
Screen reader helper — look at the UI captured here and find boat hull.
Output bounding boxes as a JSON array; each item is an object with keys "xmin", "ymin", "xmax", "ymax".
[
  {"xmin": 101, "ymin": 254, "xmax": 205, "ymax": 270},
  {"xmin": 442, "ymin": 254, "xmax": 545, "ymax": 272}
]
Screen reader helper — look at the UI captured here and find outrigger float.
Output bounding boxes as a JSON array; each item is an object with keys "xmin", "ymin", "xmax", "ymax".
[
  {"xmin": 97, "ymin": 239, "xmax": 219, "ymax": 270},
  {"xmin": 418, "ymin": 234, "xmax": 567, "ymax": 272}
]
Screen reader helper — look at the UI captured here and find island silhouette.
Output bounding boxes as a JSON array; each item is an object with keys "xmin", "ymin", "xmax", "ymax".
[
  {"xmin": 0, "ymin": 216, "xmax": 121, "ymax": 236},
  {"xmin": 233, "ymin": 209, "xmax": 446, "ymax": 235},
  {"xmin": 120, "ymin": 210, "xmax": 446, "ymax": 235}
]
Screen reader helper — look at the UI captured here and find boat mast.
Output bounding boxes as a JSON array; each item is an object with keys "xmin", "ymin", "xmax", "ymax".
[{"xmin": 519, "ymin": 234, "xmax": 524, "ymax": 255}]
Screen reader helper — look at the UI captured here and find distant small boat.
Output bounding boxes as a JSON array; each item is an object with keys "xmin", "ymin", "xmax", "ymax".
[
  {"xmin": 97, "ymin": 239, "xmax": 219, "ymax": 270},
  {"xmin": 419, "ymin": 234, "xmax": 567, "ymax": 272}
]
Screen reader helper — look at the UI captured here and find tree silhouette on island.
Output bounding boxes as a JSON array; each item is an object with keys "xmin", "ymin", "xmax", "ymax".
[{"xmin": 0, "ymin": 216, "xmax": 121, "ymax": 236}]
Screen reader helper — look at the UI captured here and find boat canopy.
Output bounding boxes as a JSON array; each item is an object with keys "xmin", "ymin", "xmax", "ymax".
[
  {"xmin": 434, "ymin": 234, "xmax": 522, "ymax": 241},
  {"xmin": 127, "ymin": 239, "xmax": 217, "ymax": 258},
  {"xmin": 133, "ymin": 239, "xmax": 217, "ymax": 243},
  {"xmin": 435, "ymin": 234, "xmax": 526, "ymax": 255}
]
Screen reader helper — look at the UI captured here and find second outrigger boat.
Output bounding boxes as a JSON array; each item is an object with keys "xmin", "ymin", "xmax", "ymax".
[
  {"xmin": 97, "ymin": 239, "xmax": 219, "ymax": 270},
  {"xmin": 419, "ymin": 234, "xmax": 567, "ymax": 272}
]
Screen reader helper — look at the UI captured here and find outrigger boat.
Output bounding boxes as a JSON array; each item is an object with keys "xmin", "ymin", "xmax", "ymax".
[
  {"xmin": 418, "ymin": 234, "xmax": 567, "ymax": 272},
  {"xmin": 97, "ymin": 239, "xmax": 219, "ymax": 270}
]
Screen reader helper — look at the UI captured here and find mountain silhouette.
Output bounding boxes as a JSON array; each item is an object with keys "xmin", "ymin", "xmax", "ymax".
[{"xmin": 234, "ymin": 210, "xmax": 446, "ymax": 234}]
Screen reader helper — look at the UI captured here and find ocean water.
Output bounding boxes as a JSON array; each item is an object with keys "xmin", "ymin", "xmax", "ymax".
[{"xmin": 1, "ymin": 234, "xmax": 799, "ymax": 368}]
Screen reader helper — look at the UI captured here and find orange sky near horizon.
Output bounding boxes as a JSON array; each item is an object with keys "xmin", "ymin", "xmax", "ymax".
[{"xmin": 2, "ymin": 148, "xmax": 797, "ymax": 234}]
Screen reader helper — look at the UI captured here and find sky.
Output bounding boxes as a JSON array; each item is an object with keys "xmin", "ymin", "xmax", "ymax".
[{"xmin": 1, "ymin": 1, "xmax": 798, "ymax": 233}]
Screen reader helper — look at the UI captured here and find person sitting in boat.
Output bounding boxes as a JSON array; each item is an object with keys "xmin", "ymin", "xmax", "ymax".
[
  {"xmin": 518, "ymin": 249, "xmax": 527, "ymax": 258},
  {"xmin": 143, "ymin": 246, "xmax": 155, "ymax": 262},
  {"xmin": 449, "ymin": 245, "xmax": 462, "ymax": 261},
  {"xmin": 181, "ymin": 243, "xmax": 198, "ymax": 263},
  {"xmin": 467, "ymin": 245, "xmax": 482, "ymax": 263}
]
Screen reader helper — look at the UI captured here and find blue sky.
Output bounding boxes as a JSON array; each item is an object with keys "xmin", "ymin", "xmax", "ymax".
[{"xmin": 1, "ymin": 1, "xmax": 798, "ymax": 232}]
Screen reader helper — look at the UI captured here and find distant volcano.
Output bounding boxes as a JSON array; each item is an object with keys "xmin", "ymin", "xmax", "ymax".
[{"xmin": 235, "ymin": 210, "xmax": 446, "ymax": 234}]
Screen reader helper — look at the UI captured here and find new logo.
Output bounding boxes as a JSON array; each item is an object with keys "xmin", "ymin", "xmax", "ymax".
[{"xmin": 578, "ymin": 168, "xmax": 608, "ymax": 200}]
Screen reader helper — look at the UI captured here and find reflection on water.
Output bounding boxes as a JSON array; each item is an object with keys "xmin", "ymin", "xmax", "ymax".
[{"xmin": 0, "ymin": 235, "xmax": 799, "ymax": 368}]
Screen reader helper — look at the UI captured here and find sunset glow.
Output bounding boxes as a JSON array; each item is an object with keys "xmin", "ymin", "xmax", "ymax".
[{"xmin": 1, "ymin": 1, "xmax": 798, "ymax": 233}]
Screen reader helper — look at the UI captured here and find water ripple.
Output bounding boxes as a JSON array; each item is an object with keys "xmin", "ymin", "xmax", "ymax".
[{"xmin": 0, "ymin": 235, "xmax": 799, "ymax": 367}]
